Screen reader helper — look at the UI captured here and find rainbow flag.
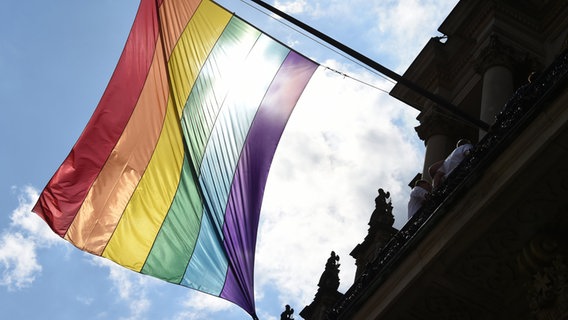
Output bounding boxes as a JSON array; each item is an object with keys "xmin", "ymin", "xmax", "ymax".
[{"xmin": 32, "ymin": 0, "xmax": 318, "ymax": 317}]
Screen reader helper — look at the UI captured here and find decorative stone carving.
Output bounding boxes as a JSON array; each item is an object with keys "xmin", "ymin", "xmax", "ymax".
[
  {"xmin": 527, "ymin": 256, "xmax": 568, "ymax": 319},
  {"xmin": 280, "ymin": 304, "xmax": 295, "ymax": 320},
  {"xmin": 350, "ymin": 188, "xmax": 399, "ymax": 279},
  {"xmin": 369, "ymin": 188, "xmax": 394, "ymax": 230},
  {"xmin": 300, "ymin": 252, "xmax": 344, "ymax": 320},
  {"xmin": 415, "ymin": 107, "xmax": 463, "ymax": 142},
  {"xmin": 475, "ymin": 34, "xmax": 517, "ymax": 74},
  {"xmin": 518, "ymin": 234, "xmax": 568, "ymax": 320},
  {"xmin": 317, "ymin": 251, "xmax": 340, "ymax": 292}
]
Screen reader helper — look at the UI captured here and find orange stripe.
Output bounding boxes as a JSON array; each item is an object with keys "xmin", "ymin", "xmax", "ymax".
[{"xmin": 160, "ymin": 0, "xmax": 201, "ymax": 55}]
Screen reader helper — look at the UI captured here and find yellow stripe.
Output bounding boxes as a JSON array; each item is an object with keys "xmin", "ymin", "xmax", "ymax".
[{"xmin": 102, "ymin": 0, "xmax": 232, "ymax": 271}]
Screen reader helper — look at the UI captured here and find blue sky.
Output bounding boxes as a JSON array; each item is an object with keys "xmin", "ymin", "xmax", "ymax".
[{"xmin": 0, "ymin": 1, "xmax": 457, "ymax": 319}]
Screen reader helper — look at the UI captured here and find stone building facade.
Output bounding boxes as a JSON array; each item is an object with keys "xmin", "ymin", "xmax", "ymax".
[{"xmin": 300, "ymin": 1, "xmax": 568, "ymax": 319}]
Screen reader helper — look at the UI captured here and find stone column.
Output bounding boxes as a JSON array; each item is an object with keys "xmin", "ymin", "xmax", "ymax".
[
  {"xmin": 415, "ymin": 109, "xmax": 461, "ymax": 182},
  {"xmin": 477, "ymin": 35, "xmax": 515, "ymax": 138}
]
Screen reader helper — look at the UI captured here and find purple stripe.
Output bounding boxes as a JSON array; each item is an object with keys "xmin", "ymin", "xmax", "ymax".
[{"xmin": 220, "ymin": 51, "xmax": 318, "ymax": 315}]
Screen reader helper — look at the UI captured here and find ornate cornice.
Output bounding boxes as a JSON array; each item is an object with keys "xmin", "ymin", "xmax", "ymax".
[
  {"xmin": 475, "ymin": 34, "xmax": 517, "ymax": 74},
  {"xmin": 443, "ymin": 1, "xmax": 541, "ymax": 41},
  {"xmin": 415, "ymin": 107, "xmax": 464, "ymax": 141}
]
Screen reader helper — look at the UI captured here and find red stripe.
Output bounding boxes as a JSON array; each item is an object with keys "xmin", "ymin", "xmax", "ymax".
[{"xmin": 33, "ymin": 0, "xmax": 160, "ymax": 236}]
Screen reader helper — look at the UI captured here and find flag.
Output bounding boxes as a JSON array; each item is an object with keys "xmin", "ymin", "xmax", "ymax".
[{"xmin": 32, "ymin": 0, "xmax": 318, "ymax": 316}]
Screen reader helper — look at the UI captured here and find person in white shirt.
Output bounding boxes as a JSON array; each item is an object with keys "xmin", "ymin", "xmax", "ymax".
[
  {"xmin": 407, "ymin": 179, "xmax": 432, "ymax": 219},
  {"xmin": 429, "ymin": 139, "xmax": 473, "ymax": 188}
]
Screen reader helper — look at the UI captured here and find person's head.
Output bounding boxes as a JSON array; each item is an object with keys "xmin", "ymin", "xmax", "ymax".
[
  {"xmin": 456, "ymin": 138, "xmax": 471, "ymax": 147},
  {"xmin": 415, "ymin": 179, "xmax": 432, "ymax": 192}
]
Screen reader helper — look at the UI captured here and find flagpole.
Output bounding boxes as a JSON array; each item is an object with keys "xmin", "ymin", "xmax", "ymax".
[{"xmin": 248, "ymin": 0, "xmax": 490, "ymax": 132}]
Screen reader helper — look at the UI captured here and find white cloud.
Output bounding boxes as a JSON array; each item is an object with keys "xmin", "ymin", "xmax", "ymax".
[
  {"xmin": 0, "ymin": 232, "xmax": 41, "ymax": 290},
  {"xmin": 271, "ymin": 0, "xmax": 458, "ymax": 69},
  {"xmin": 274, "ymin": 0, "xmax": 309, "ymax": 14},
  {"xmin": 0, "ymin": 186, "xmax": 155, "ymax": 320},
  {"xmin": 173, "ymin": 291, "xmax": 235, "ymax": 320},
  {"xmin": 0, "ymin": 185, "xmax": 155, "ymax": 320},
  {"xmin": 0, "ymin": 186, "xmax": 60, "ymax": 290},
  {"xmin": 276, "ymin": 0, "xmax": 369, "ymax": 20},
  {"xmin": 371, "ymin": 0, "xmax": 458, "ymax": 67},
  {"xmin": 9, "ymin": 186, "xmax": 61, "ymax": 245},
  {"xmin": 90, "ymin": 256, "xmax": 153, "ymax": 320}
]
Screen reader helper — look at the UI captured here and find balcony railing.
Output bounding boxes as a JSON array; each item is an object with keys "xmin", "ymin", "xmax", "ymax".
[{"xmin": 327, "ymin": 49, "xmax": 568, "ymax": 319}]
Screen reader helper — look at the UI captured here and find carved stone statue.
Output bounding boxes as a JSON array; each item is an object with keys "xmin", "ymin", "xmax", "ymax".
[
  {"xmin": 375, "ymin": 188, "xmax": 391, "ymax": 208},
  {"xmin": 317, "ymin": 251, "xmax": 340, "ymax": 291},
  {"xmin": 280, "ymin": 304, "xmax": 294, "ymax": 320},
  {"xmin": 369, "ymin": 188, "xmax": 394, "ymax": 229}
]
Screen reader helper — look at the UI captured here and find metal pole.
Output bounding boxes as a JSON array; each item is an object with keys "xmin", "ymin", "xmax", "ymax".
[{"xmin": 248, "ymin": 0, "xmax": 490, "ymax": 131}]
